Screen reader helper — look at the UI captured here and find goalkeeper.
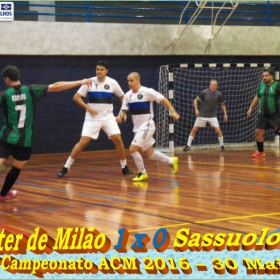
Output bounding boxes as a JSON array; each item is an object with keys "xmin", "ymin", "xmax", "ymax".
[
  {"xmin": 183, "ymin": 79, "xmax": 228, "ymax": 152},
  {"xmin": 247, "ymin": 68, "xmax": 280, "ymax": 158}
]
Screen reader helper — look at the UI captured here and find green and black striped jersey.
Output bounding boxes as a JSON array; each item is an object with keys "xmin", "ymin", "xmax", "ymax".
[
  {"xmin": 257, "ymin": 81, "xmax": 280, "ymax": 115},
  {"xmin": 0, "ymin": 84, "xmax": 48, "ymax": 147}
]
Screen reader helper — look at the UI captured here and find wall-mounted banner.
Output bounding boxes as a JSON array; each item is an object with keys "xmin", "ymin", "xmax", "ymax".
[{"xmin": 0, "ymin": 2, "xmax": 13, "ymax": 21}]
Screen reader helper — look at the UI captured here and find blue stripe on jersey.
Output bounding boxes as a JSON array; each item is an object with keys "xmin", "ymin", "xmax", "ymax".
[
  {"xmin": 88, "ymin": 91, "xmax": 113, "ymax": 99},
  {"xmin": 129, "ymin": 101, "xmax": 150, "ymax": 115},
  {"xmin": 88, "ymin": 91, "xmax": 113, "ymax": 104}
]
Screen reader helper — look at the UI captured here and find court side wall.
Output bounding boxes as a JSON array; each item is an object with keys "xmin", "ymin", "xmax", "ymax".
[
  {"xmin": 0, "ymin": 22, "xmax": 279, "ymax": 154},
  {"xmin": 0, "ymin": 22, "xmax": 280, "ymax": 55}
]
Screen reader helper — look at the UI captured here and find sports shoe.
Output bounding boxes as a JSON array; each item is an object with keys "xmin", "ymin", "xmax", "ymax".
[
  {"xmin": 133, "ymin": 182, "xmax": 149, "ymax": 189},
  {"xmin": 251, "ymin": 151, "xmax": 266, "ymax": 158},
  {"xmin": 0, "ymin": 190, "xmax": 17, "ymax": 202},
  {"xmin": 57, "ymin": 167, "xmax": 68, "ymax": 178},
  {"xmin": 132, "ymin": 172, "xmax": 148, "ymax": 182},
  {"xmin": 0, "ymin": 163, "xmax": 5, "ymax": 174},
  {"xmin": 122, "ymin": 165, "xmax": 133, "ymax": 175},
  {"xmin": 183, "ymin": 145, "xmax": 190, "ymax": 152},
  {"xmin": 172, "ymin": 157, "xmax": 179, "ymax": 174},
  {"xmin": 220, "ymin": 146, "xmax": 225, "ymax": 152}
]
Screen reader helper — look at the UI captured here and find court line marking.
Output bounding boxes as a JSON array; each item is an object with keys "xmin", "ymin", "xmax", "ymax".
[
  {"xmin": 2, "ymin": 160, "xmax": 279, "ymax": 235},
  {"xmin": 184, "ymin": 172, "xmax": 280, "ymax": 192},
  {"xmin": 104, "ymin": 212, "xmax": 280, "ymax": 234},
  {"xmin": 0, "ymin": 177, "xmax": 179, "ymax": 215},
  {"xmin": 2, "ymin": 213, "xmax": 279, "ymax": 243},
  {"xmin": 0, "ymin": 180, "xmax": 131, "ymax": 203},
  {"xmin": 185, "ymin": 159, "xmax": 279, "ymax": 170}
]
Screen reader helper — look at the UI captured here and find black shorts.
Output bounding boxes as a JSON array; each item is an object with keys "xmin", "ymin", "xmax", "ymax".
[
  {"xmin": 0, "ymin": 140, "xmax": 32, "ymax": 161},
  {"xmin": 256, "ymin": 112, "xmax": 280, "ymax": 130}
]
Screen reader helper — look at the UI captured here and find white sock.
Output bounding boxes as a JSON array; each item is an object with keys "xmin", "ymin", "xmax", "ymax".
[
  {"xmin": 218, "ymin": 136, "xmax": 224, "ymax": 146},
  {"xmin": 187, "ymin": 135, "xmax": 194, "ymax": 147},
  {"xmin": 149, "ymin": 151, "xmax": 172, "ymax": 165},
  {"xmin": 65, "ymin": 157, "xmax": 75, "ymax": 169},
  {"xmin": 120, "ymin": 159, "xmax": 127, "ymax": 169},
  {"xmin": 130, "ymin": 152, "xmax": 146, "ymax": 174}
]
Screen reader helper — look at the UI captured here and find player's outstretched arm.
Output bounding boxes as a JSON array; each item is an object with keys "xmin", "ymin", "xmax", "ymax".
[{"xmin": 47, "ymin": 79, "xmax": 92, "ymax": 92}]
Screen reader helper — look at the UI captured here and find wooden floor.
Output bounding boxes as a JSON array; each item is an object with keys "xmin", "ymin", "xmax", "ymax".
[{"xmin": 1, "ymin": 146, "xmax": 280, "ymax": 249}]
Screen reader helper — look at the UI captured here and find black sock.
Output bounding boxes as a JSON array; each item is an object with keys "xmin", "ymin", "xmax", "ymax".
[
  {"xmin": 0, "ymin": 166, "xmax": 21, "ymax": 196},
  {"xmin": 257, "ymin": 141, "xmax": 264, "ymax": 153}
]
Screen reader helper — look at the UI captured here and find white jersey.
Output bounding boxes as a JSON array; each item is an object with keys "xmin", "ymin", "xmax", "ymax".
[
  {"xmin": 78, "ymin": 76, "xmax": 124, "ymax": 117},
  {"xmin": 122, "ymin": 86, "xmax": 164, "ymax": 132}
]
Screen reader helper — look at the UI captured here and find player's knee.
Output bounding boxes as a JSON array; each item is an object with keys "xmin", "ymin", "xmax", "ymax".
[
  {"xmin": 111, "ymin": 134, "xmax": 123, "ymax": 145},
  {"xmin": 13, "ymin": 160, "xmax": 27, "ymax": 170},
  {"xmin": 214, "ymin": 127, "xmax": 221, "ymax": 133},
  {"xmin": 129, "ymin": 145, "xmax": 139, "ymax": 154},
  {"xmin": 192, "ymin": 126, "xmax": 199, "ymax": 133},
  {"xmin": 79, "ymin": 137, "xmax": 90, "ymax": 148},
  {"xmin": 256, "ymin": 129, "xmax": 264, "ymax": 136}
]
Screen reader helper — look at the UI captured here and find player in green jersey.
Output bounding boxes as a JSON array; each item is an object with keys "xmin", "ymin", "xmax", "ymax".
[
  {"xmin": 247, "ymin": 68, "xmax": 280, "ymax": 158},
  {"xmin": 0, "ymin": 65, "xmax": 92, "ymax": 202}
]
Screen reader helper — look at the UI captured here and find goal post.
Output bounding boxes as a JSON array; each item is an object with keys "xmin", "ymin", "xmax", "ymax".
[{"xmin": 156, "ymin": 63, "xmax": 280, "ymax": 152}]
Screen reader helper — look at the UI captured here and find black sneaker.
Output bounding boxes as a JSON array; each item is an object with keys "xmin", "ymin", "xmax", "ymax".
[
  {"xmin": 57, "ymin": 167, "xmax": 68, "ymax": 178},
  {"xmin": 183, "ymin": 145, "xmax": 190, "ymax": 152},
  {"xmin": 122, "ymin": 165, "xmax": 133, "ymax": 175},
  {"xmin": 220, "ymin": 146, "xmax": 225, "ymax": 152}
]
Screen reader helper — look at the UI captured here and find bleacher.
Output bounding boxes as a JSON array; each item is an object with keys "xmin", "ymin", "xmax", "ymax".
[{"xmin": 13, "ymin": 1, "xmax": 280, "ymax": 26}]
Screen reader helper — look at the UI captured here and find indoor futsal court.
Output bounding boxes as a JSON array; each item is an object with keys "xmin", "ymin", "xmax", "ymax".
[
  {"xmin": 1, "ymin": 146, "xmax": 280, "ymax": 248},
  {"xmin": 1, "ymin": 4, "xmax": 280, "ymax": 278}
]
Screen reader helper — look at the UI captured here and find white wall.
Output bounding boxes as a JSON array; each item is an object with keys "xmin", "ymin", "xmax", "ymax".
[{"xmin": 1, "ymin": 21, "xmax": 279, "ymax": 55}]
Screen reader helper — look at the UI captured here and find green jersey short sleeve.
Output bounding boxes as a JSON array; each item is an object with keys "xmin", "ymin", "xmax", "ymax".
[
  {"xmin": 257, "ymin": 81, "xmax": 280, "ymax": 115},
  {"xmin": 0, "ymin": 84, "xmax": 48, "ymax": 147}
]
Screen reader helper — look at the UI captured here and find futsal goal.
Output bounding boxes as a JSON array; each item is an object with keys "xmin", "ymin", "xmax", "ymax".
[{"xmin": 156, "ymin": 63, "xmax": 280, "ymax": 152}]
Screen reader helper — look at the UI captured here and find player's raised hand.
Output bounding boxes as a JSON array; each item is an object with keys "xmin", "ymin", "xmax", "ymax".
[{"xmin": 81, "ymin": 78, "xmax": 93, "ymax": 86}]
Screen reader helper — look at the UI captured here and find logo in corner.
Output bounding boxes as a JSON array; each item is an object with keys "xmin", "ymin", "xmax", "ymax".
[{"xmin": 0, "ymin": 2, "xmax": 14, "ymax": 21}]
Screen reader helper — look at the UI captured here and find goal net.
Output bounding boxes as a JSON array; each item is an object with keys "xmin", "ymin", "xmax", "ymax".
[{"xmin": 156, "ymin": 63, "xmax": 277, "ymax": 151}]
